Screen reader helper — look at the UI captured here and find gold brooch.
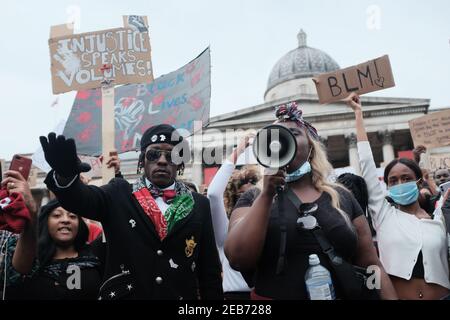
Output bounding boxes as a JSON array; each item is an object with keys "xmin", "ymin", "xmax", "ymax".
[{"xmin": 185, "ymin": 236, "xmax": 197, "ymax": 258}]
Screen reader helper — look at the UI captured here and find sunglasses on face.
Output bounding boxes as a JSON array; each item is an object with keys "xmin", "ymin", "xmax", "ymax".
[
  {"xmin": 238, "ymin": 178, "xmax": 257, "ymax": 188},
  {"xmin": 145, "ymin": 149, "xmax": 175, "ymax": 165},
  {"xmin": 296, "ymin": 203, "xmax": 319, "ymax": 231}
]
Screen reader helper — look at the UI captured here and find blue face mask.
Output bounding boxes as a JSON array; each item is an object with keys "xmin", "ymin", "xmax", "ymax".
[
  {"xmin": 286, "ymin": 161, "xmax": 311, "ymax": 183},
  {"xmin": 387, "ymin": 181, "xmax": 419, "ymax": 206}
]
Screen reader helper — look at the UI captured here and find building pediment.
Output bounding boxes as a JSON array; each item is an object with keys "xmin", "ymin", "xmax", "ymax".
[{"xmin": 208, "ymin": 93, "xmax": 429, "ymax": 129}]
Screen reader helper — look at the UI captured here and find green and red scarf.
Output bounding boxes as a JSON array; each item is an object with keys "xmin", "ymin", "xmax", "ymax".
[{"xmin": 132, "ymin": 177, "xmax": 194, "ymax": 240}]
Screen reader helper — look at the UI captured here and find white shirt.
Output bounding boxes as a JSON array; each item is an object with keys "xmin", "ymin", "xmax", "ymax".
[
  {"xmin": 145, "ymin": 178, "xmax": 175, "ymax": 214},
  {"xmin": 358, "ymin": 141, "xmax": 450, "ymax": 288},
  {"xmin": 207, "ymin": 160, "xmax": 251, "ymax": 293}
]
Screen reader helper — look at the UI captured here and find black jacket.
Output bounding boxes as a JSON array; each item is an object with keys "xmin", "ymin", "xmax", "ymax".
[{"xmin": 45, "ymin": 173, "xmax": 223, "ymax": 300}]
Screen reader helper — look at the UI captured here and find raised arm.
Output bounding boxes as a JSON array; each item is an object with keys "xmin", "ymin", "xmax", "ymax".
[
  {"xmin": 207, "ymin": 134, "xmax": 253, "ymax": 247},
  {"xmin": 1, "ymin": 170, "xmax": 38, "ymax": 275},
  {"xmin": 40, "ymin": 133, "xmax": 112, "ymax": 222},
  {"xmin": 345, "ymin": 93, "xmax": 393, "ymax": 229},
  {"xmin": 225, "ymin": 169, "xmax": 284, "ymax": 271}
]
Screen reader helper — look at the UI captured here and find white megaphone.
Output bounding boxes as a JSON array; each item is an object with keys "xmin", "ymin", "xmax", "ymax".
[{"xmin": 252, "ymin": 124, "xmax": 297, "ymax": 169}]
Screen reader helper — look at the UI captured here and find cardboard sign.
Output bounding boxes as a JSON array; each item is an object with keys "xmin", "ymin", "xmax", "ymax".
[
  {"xmin": 429, "ymin": 154, "xmax": 450, "ymax": 172},
  {"xmin": 409, "ymin": 109, "xmax": 450, "ymax": 149},
  {"xmin": 49, "ymin": 16, "xmax": 153, "ymax": 94},
  {"xmin": 313, "ymin": 55, "xmax": 395, "ymax": 104}
]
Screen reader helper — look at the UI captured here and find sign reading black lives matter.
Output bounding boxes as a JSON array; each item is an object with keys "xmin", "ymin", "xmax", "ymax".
[
  {"xmin": 313, "ymin": 55, "xmax": 395, "ymax": 104},
  {"xmin": 49, "ymin": 16, "xmax": 153, "ymax": 94}
]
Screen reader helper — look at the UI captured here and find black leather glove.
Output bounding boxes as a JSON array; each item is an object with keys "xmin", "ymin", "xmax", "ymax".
[{"xmin": 39, "ymin": 132, "xmax": 91, "ymax": 178}]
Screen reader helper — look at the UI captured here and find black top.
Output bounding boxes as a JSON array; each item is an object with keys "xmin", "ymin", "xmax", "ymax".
[
  {"xmin": 8, "ymin": 248, "xmax": 101, "ymax": 300},
  {"xmin": 44, "ymin": 173, "xmax": 223, "ymax": 300},
  {"xmin": 234, "ymin": 187, "xmax": 364, "ymax": 300},
  {"xmin": 412, "ymin": 251, "xmax": 425, "ymax": 279}
]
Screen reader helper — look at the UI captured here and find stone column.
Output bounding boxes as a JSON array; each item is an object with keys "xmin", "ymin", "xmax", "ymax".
[
  {"xmin": 380, "ymin": 130, "xmax": 395, "ymax": 164},
  {"xmin": 346, "ymin": 133, "xmax": 360, "ymax": 174}
]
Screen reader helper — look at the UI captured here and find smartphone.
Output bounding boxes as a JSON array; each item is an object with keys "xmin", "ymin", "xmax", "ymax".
[
  {"xmin": 9, "ymin": 155, "xmax": 32, "ymax": 181},
  {"xmin": 440, "ymin": 181, "xmax": 450, "ymax": 195}
]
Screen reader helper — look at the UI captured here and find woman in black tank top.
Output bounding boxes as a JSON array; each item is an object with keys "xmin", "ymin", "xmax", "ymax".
[{"xmin": 225, "ymin": 102, "xmax": 397, "ymax": 300}]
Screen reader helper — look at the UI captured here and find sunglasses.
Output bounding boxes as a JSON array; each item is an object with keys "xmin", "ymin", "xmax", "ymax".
[
  {"xmin": 145, "ymin": 149, "xmax": 175, "ymax": 165},
  {"xmin": 296, "ymin": 203, "xmax": 319, "ymax": 231},
  {"xmin": 237, "ymin": 178, "xmax": 257, "ymax": 189}
]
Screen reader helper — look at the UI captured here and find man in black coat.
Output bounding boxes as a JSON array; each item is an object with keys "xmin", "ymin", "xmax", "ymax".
[{"xmin": 40, "ymin": 124, "xmax": 223, "ymax": 300}]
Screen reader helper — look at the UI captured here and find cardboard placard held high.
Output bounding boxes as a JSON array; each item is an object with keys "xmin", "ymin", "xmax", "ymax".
[
  {"xmin": 49, "ymin": 16, "xmax": 153, "ymax": 94},
  {"xmin": 313, "ymin": 55, "xmax": 395, "ymax": 104}
]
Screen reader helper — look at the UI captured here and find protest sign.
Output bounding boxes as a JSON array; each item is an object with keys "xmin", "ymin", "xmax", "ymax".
[
  {"xmin": 63, "ymin": 48, "xmax": 211, "ymax": 156},
  {"xmin": 49, "ymin": 16, "xmax": 153, "ymax": 94},
  {"xmin": 429, "ymin": 154, "xmax": 450, "ymax": 172},
  {"xmin": 409, "ymin": 109, "xmax": 450, "ymax": 149},
  {"xmin": 313, "ymin": 55, "xmax": 395, "ymax": 104},
  {"xmin": 50, "ymin": 16, "xmax": 153, "ymax": 182}
]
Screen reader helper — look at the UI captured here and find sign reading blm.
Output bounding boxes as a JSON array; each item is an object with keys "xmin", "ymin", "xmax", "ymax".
[
  {"xmin": 49, "ymin": 17, "xmax": 153, "ymax": 94},
  {"xmin": 313, "ymin": 55, "xmax": 395, "ymax": 104}
]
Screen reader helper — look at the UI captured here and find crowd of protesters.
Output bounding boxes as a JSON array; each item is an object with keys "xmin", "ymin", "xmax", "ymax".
[{"xmin": 1, "ymin": 94, "xmax": 450, "ymax": 300}]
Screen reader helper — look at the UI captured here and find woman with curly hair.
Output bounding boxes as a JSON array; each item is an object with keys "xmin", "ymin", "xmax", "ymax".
[{"xmin": 224, "ymin": 166, "xmax": 261, "ymax": 218}]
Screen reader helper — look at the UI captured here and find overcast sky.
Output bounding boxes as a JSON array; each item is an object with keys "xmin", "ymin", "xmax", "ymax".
[{"xmin": 1, "ymin": 0, "xmax": 449, "ymax": 160}]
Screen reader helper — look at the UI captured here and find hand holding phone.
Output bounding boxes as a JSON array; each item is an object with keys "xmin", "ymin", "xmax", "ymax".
[
  {"xmin": 439, "ymin": 181, "xmax": 450, "ymax": 195},
  {"xmin": 9, "ymin": 155, "xmax": 32, "ymax": 181}
]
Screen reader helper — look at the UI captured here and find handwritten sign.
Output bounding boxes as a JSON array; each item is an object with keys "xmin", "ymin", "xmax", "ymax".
[
  {"xmin": 313, "ymin": 55, "xmax": 395, "ymax": 104},
  {"xmin": 429, "ymin": 154, "xmax": 450, "ymax": 172},
  {"xmin": 49, "ymin": 16, "xmax": 153, "ymax": 94},
  {"xmin": 409, "ymin": 109, "xmax": 450, "ymax": 149},
  {"xmin": 63, "ymin": 48, "xmax": 211, "ymax": 156}
]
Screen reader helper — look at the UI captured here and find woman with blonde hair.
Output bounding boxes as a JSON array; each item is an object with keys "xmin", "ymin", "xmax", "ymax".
[{"xmin": 225, "ymin": 102, "xmax": 397, "ymax": 300}]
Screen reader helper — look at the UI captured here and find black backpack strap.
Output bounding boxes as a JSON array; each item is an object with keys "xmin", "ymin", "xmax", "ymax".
[
  {"xmin": 284, "ymin": 188, "xmax": 364, "ymax": 299},
  {"xmin": 276, "ymin": 190, "xmax": 287, "ymax": 275},
  {"xmin": 285, "ymin": 188, "xmax": 340, "ymax": 263}
]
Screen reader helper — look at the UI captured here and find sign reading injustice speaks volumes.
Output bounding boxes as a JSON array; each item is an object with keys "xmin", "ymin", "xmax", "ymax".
[{"xmin": 49, "ymin": 16, "xmax": 153, "ymax": 94}]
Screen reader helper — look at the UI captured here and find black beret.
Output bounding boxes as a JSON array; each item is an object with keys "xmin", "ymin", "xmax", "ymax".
[{"xmin": 140, "ymin": 124, "xmax": 184, "ymax": 151}]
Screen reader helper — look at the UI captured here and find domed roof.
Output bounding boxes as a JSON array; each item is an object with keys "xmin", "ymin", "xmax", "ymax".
[{"xmin": 266, "ymin": 30, "xmax": 340, "ymax": 94}]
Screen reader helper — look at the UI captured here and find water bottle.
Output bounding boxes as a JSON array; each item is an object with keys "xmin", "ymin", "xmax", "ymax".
[{"xmin": 305, "ymin": 254, "xmax": 335, "ymax": 300}]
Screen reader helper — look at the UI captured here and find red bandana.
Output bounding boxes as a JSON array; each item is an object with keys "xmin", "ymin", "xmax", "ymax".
[{"xmin": 133, "ymin": 187, "xmax": 167, "ymax": 240}]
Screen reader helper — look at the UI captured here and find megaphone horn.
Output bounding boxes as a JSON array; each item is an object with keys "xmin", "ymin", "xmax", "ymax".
[{"xmin": 252, "ymin": 124, "xmax": 297, "ymax": 168}]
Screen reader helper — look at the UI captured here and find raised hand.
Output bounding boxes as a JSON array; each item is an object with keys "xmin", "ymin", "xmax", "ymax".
[
  {"xmin": 344, "ymin": 92, "xmax": 362, "ymax": 113},
  {"xmin": 39, "ymin": 133, "xmax": 91, "ymax": 178},
  {"xmin": 99, "ymin": 150, "xmax": 121, "ymax": 174},
  {"xmin": 230, "ymin": 133, "xmax": 256, "ymax": 164},
  {"xmin": 1, "ymin": 170, "xmax": 37, "ymax": 215}
]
